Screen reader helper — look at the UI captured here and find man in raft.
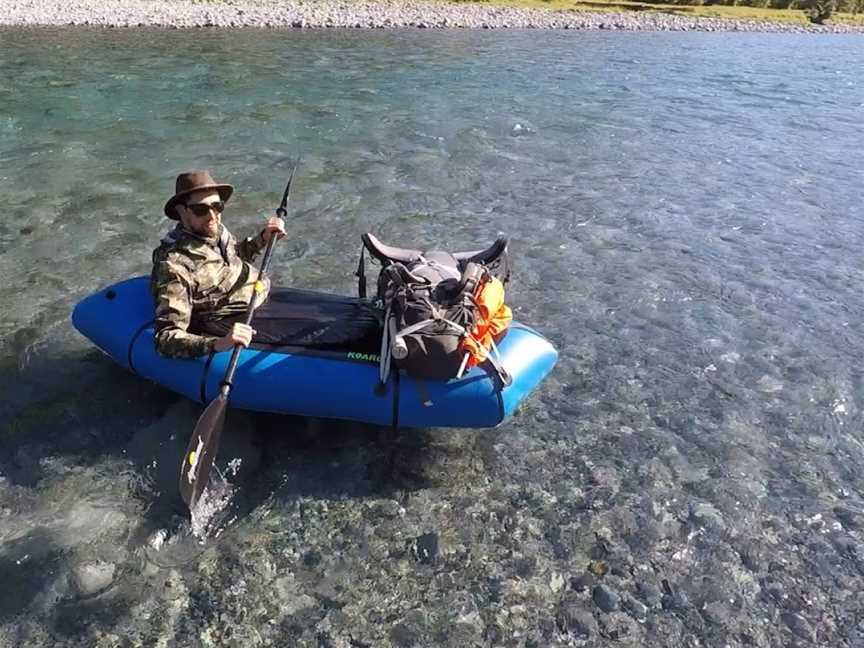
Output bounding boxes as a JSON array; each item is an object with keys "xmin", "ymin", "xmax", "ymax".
[{"xmin": 151, "ymin": 171, "xmax": 285, "ymax": 358}]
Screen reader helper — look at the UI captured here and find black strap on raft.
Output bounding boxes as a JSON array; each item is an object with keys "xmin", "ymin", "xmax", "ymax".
[{"xmin": 356, "ymin": 246, "xmax": 367, "ymax": 298}]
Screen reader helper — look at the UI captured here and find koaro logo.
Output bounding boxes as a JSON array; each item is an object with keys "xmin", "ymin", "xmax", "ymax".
[{"xmin": 346, "ymin": 352, "xmax": 380, "ymax": 363}]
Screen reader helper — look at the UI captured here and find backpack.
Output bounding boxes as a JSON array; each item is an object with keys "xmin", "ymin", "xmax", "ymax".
[{"xmin": 356, "ymin": 233, "xmax": 512, "ymax": 386}]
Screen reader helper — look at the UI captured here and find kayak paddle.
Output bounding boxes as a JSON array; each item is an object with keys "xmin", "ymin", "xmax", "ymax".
[{"xmin": 179, "ymin": 164, "xmax": 299, "ymax": 510}]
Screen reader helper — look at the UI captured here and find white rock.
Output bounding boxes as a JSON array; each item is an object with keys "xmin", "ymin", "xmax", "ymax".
[{"xmin": 72, "ymin": 561, "xmax": 116, "ymax": 597}]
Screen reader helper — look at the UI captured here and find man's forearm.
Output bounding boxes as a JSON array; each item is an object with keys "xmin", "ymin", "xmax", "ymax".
[
  {"xmin": 154, "ymin": 326, "xmax": 217, "ymax": 359},
  {"xmin": 237, "ymin": 231, "xmax": 266, "ymax": 262}
]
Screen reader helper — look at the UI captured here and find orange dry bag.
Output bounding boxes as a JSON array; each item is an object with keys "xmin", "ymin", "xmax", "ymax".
[{"xmin": 459, "ymin": 275, "xmax": 512, "ymax": 369}]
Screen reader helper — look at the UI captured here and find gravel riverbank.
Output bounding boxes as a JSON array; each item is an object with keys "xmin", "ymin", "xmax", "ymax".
[{"xmin": 2, "ymin": 0, "xmax": 862, "ymax": 33}]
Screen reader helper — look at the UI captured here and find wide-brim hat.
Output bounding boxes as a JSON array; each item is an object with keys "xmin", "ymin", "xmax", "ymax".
[{"xmin": 164, "ymin": 170, "xmax": 234, "ymax": 220}]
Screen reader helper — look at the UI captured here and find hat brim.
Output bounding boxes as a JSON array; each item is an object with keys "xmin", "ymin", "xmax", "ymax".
[{"xmin": 164, "ymin": 184, "xmax": 234, "ymax": 220}]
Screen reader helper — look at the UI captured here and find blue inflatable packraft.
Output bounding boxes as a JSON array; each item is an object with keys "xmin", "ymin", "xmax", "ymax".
[{"xmin": 72, "ymin": 276, "xmax": 557, "ymax": 428}]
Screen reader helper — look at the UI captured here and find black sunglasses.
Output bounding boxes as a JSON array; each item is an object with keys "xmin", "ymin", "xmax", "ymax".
[{"xmin": 185, "ymin": 201, "xmax": 225, "ymax": 217}]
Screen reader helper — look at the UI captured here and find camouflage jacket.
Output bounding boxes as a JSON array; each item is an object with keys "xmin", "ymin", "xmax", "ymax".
[{"xmin": 150, "ymin": 223, "xmax": 271, "ymax": 358}]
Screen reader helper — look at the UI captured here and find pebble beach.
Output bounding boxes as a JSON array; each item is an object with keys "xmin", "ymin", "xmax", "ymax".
[{"xmin": 2, "ymin": 0, "xmax": 863, "ymax": 33}]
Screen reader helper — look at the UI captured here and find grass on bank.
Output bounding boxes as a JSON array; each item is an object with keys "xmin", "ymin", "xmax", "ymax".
[{"xmin": 475, "ymin": 0, "xmax": 864, "ymax": 25}]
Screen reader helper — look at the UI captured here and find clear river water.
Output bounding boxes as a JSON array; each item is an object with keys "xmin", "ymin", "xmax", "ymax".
[{"xmin": 1, "ymin": 27, "xmax": 863, "ymax": 648}]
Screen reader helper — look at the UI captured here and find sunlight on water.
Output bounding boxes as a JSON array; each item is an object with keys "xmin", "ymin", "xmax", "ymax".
[
  {"xmin": 190, "ymin": 479, "xmax": 236, "ymax": 540},
  {"xmin": 190, "ymin": 460, "xmax": 243, "ymax": 540}
]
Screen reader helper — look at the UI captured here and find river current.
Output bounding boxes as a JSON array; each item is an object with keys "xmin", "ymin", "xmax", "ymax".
[{"xmin": 1, "ymin": 27, "xmax": 863, "ymax": 648}]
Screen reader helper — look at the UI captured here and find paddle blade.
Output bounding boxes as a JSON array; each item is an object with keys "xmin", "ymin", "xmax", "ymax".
[{"xmin": 179, "ymin": 394, "xmax": 228, "ymax": 509}]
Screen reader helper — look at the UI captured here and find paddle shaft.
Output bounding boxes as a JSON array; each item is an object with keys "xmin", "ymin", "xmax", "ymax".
[
  {"xmin": 219, "ymin": 231, "xmax": 278, "ymax": 393},
  {"xmin": 218, "ymin": 170, "xmax": 293, "ymax": 393}
]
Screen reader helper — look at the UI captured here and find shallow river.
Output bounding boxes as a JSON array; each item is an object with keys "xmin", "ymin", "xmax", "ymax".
[{"xmin": 1, "ymin": 27, "xmax": 863, "ymax": 647}]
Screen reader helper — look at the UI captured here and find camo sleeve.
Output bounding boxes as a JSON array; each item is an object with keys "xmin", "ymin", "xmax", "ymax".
[
  {"xmin": 152, "ymin": 255, "xmax": 217, "ymax": 359},
  {"xmin": 236, "ymin": 229, "xmax": 266, "ymax": 263}
]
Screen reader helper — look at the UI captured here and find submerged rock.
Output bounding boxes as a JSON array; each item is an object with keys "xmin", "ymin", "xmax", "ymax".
[
  {"xmin": 782, "ymin": 612, "xmax": 816, "ymax": 642},
  {"xmin": 661, "ymin": 581, "xmax": 690, "ymax": 610},
  {"xmin": 833, "ymin": 506, "xmax": 863, "ymax": 530},
  {"xmin": 71, "ymin": 561, "xmax": 115, "ymax": 597},
  {"xmin": 412, "ymin": 532, "xmax": 439, "ymax": 565},
  {"xmin": 756, "ymin": 374, "xmax": 784, "ymax": 393},
  {"xmin": 702, "ymin": 600, "xmax": 732, "ymax": 626},
  {"xmin": 570, "ymin": 571, "xmax": 595, "ymax": 593},
  {"xmin": 557, "ymin": 597, "xmax": 597, "ymax": 638},
  {"xmin": 592, "ymin": 584, "xmax": 621, "ymax": 612},
  {"xmin": 598, "ymin": 611, "xmax": 641, "ymax": 641},
  {"xmin": 689, "ymin": 501, "xmax": 726, "ymax": 532},
  {"xmin": 622, "ymin": 593, "xmax": 648, "ymax": 620},
  {"xmin": 390, "ymin": 609, "xmax": 427, "ymax": 646},
  {"xmin": 637, "ymin": 581, "xmax": 664, "ymax": 608}
]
